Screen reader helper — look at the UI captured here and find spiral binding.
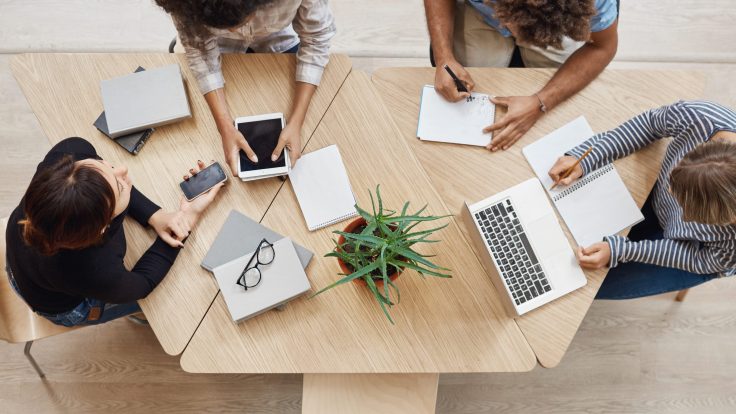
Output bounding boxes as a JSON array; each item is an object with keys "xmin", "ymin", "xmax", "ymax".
[
  {"xmin": 311, "ymin": 211, "xmax": 359, "ymax": 231},
  {"xmin": 552, "ymin": 164, "xmax": 614, "ymax": 202}
]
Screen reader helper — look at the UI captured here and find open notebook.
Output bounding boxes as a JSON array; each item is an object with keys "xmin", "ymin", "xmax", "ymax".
[
  {"xmin": 416, "ymin": 85, "xmax": 495, "ymax": 146},
  {"xmin": 288, "ymin": 145, "xmax": 357, "ymax": 231},
  {"xmin": 522, "ymin": 116, "xmax": 643, "ymax": 247}
]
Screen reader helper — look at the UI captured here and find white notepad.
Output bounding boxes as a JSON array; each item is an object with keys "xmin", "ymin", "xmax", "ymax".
[
  {"xmin": 522, "ymin": 116, "xmax": 643, "ymax": 247},
  {"xmin": 416, "ymin": 85, "xmax": 495, "ymax": 146},
  {"xmin": 213, "ymin": 238, "xmax": 311, "ymax": 324},
  {"xmin": 288, "ymin": 145, "xmax": 357, "ymax": 231}
]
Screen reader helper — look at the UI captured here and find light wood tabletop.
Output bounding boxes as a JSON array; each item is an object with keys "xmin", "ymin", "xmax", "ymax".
[
  {"xmin": 10, "ymin": 53, "xmax": 351, "ymax": 355},
  {"xmin": 372, "ymin": 67, "xmax": 705, "ymax": 368},
  {"xmin": 179, "ymin": 71, "xmax": 537, "ymax": 375}
]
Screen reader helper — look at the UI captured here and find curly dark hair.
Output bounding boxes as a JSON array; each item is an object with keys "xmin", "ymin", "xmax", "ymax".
[
  {"xmin": 492, "ymin": 0, "xmax": 597, "ymax": 49},
  {"xmin": 155, "ymin": 0, "xmax": 276, "ymax": 50}
]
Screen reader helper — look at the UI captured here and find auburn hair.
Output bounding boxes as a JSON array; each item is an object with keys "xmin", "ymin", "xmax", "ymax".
[
  {"xmin": 670, "ymin": 140, "xmax": 736, "ymax": 225},
  {"xmin": 492, "ymin": 0, "xmax": 597, "ymax": 49},
  {"xmin": 19, "ymin": 155, "xmax": 116, "ymax": 255}
]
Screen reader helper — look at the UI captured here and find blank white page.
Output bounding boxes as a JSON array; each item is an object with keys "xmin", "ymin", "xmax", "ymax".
[
  {"xmin": 416, "ymin": 85, "xmax": 495, "ymax": 146},
  {"xmin": 522, "ymin": 116, "xmax": 643, "ymax": 247},
  {"xmin": 288, "ymin": 145, "xmax": 357, "ymax": 231}
]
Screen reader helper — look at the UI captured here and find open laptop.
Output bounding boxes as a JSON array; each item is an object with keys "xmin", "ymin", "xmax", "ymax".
[{"xmin": 461, "ymin": 178, "xmax": 586, "ymax": 316}]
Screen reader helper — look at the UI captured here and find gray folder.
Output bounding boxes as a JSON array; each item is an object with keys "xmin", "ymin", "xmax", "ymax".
[{"xmin": 201, "ymin": 210, "xmax": 314, "ymax": 272}]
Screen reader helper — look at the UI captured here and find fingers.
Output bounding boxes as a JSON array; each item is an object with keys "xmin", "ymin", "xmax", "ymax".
[
  {"xmin": 160, "ymin": 231, "xmax": 185, "ymax": 249},
  {"xmin": 483, "ymin": 117, "xmax": 511, "ymax": 134},
  {"xmin": 289, "ymin": 147, "xmax": 301, "ymax": 167},
  {"xmin": 491, "ymin": 96, "xmax": 510, "ymax": 107},
  {"xmin": 226, "ymin": 149, "xmax": 239, "ymax": 176},
  {"xmin": 239, "ymin": 139, "xmax": 258, "ymax": 164},
  {"xmin": 203, "ymin": 182, "xmax": 225, "ymax": 201},
  {"xmin": 576, "ymin": 244, "xmax": 605, "ymax": 269},
  {"xmin": 271, "ymin": 138, "xmax": 287, "ymax": 162},
  {"xmin": 489, "ymin": 129, "xmax": 524, "ymax": 152}
]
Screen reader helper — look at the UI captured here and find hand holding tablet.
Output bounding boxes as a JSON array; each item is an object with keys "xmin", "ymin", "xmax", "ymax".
[{"xmin": 235, "ymin": 113, "xmax": 291, "ymax": 181}]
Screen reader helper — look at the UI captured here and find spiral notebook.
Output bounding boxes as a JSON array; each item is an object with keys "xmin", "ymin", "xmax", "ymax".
[
  {"xmin": 288, "ymin": 145, "xmax": 357, "ymax": 231},
  {"xmin": 416, "ymin": 85, "xmax": 495, "ymax": 146},
  {"xmin": 522, "ymin": 116, "xmax": 643, "ymax": 247}
]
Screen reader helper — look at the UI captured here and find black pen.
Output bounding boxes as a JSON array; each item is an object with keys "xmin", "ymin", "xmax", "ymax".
[{"xmin": 443, "ymin": 64, "xmax": 469, "ymax": 93}]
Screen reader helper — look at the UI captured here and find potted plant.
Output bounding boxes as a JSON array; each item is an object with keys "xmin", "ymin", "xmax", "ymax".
[{"xmin": 312, "ymin": 186, "xmax": 451, "ymax": 323}]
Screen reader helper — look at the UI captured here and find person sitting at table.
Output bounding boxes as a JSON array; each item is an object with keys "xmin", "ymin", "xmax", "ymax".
[
  {"xmin": 424, "ymin": 0, "xmax": 618, "ymax": 151},
  {"xmin": 4, "ymin": 137, "xmax": 223, "ymax": 326},
  {"xmin": 548, "ymin": 101, "xmax": 736, "ymax": 299},
  {"xmin": 154, "ymin": 0, "xmax": 336, "ymax": 174}
]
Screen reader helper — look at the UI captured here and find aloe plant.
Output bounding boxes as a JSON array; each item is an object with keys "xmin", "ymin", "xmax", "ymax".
[{"xmin": 312, "ymin": 185, "xmax": 451, "ymax": 323}]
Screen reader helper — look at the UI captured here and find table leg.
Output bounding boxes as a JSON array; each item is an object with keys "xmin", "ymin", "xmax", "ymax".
[{"xmin": 302, "ymin": 373, "xmax": 439, "ymax": 414}]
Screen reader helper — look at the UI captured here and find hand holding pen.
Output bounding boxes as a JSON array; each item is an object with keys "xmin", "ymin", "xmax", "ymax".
[
  {"xmin": 548, "ymin": 147, "xmax": 594, "ymax": 189},
  {"xmin": 434, "ymin": 61, "xmax": 475, "ymax": 102}
]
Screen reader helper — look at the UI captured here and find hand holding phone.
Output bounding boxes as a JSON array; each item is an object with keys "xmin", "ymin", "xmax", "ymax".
[{"xmin": 180, "ymin": 161, "xmax": 228, "ymax": 201}]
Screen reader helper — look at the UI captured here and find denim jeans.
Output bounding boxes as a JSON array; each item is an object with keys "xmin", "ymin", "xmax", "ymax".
[
  {"xmin": 6, "ymin": 265, "xmax": 141, "ymax": 327},
  {"xmin": 595, "ymin": 196, "xmax": 718, "ymax": 300}
]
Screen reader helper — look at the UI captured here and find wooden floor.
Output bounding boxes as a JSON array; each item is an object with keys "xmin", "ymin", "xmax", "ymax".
[{"xmin": 1, "ymin": 0, "xmax": 735, "ymax": 412}]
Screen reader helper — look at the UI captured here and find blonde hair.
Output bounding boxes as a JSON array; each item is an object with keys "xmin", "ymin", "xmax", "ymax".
[{"xmin": 670, "ymin": 139, "xmax": 736, "ymax": 225}]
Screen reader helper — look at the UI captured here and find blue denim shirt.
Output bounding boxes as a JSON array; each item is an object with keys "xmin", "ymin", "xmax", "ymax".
[{"xmin": 467, "ymin": 0, "xmax": 618, "ymax": 38}]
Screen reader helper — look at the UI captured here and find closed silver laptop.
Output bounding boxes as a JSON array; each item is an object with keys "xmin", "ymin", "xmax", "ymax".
[{"xmin": 100, "ymin": 63, "xmax": 191, "ymax": 138}]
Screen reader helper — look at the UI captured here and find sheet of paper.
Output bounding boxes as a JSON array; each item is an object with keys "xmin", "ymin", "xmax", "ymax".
[
  {"xmin": 522, "ymin": 116, "xmax": 643, "ymax": 247},
  {"xmin": 288, "ymin": 145, "xmax": 357, "ymax": 231},
  {"xmin": 416, "ymin": 85, "xmax": 495, "ymax": 146}
]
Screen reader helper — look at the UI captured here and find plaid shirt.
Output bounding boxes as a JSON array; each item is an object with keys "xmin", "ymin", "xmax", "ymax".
[{"xmin": 176, "ymin": 0, "xmax": 336, "ymax": 95}]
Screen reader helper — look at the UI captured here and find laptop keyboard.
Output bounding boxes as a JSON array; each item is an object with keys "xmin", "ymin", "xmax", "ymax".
[{"xmin": 475, "ymin": 198, "xmax": 551, "ymax": 306}]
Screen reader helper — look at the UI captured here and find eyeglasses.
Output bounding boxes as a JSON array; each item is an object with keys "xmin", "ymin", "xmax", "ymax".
[{"xmin": 236, "ymin": 238, "xmax": 275, "ymax": 291}]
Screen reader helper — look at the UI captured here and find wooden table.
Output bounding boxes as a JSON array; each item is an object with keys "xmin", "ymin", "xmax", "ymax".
[
  {"xmin": 11, "ymin": 53, "xmax": 351, "ymax": 355},
  {"xmin": 372, "ymin": 67, "xmax": 705, "ymax": 368},
  {"xmin": 180, "ymin": 70, "xmax": 537, "ymax": 412},
  {"xmin": 12, "ymin": 54, "xmax": 707, "ymax": 412}
]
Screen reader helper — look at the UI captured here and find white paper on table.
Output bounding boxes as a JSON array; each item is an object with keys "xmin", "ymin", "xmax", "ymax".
[{"xmin": 416, "ymin": 85, "xmax": 495, "ymax": 147}]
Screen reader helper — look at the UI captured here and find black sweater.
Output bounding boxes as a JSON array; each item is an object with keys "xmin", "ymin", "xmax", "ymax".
[{"xmin": 5, "ymin": 138, "xmax": 180, "ymax": 314}]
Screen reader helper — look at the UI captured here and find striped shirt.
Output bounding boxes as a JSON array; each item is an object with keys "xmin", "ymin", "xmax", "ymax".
[
  {"xmin": 175, "ymin": 0, "xmax": 336, "ymax": 95},
  {"xmin": 567, "ymin": 101, "xmax": 736, "ymax": 276}
]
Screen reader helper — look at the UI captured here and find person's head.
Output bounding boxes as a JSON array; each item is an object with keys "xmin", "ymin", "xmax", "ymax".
[
  {"xmin": 670, "ymin": 139, "xmax": 736, "ymax": 225},
  {"xmin": 491, "ymin": 0, "xmax": 596, "ymax": 49},
  {"xmin": 20, "ymin": 155, "xmax": 133, "ymax": 255},
  {"xmin": 155, "ymin": 0, "xmax": 276, "ymax": 50}
]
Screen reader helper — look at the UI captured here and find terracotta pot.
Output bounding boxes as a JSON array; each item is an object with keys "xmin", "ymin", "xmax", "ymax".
[{"xmin": 335, "ymin": 217, "xmax": 403, "ymax": 287}]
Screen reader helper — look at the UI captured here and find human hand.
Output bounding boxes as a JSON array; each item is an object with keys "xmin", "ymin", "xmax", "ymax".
[
  {"xmin": 272, "ymin": 122, "xmax": 302, "ymax": 167},
  {"xmin": 483, "ymin": 95, "xmax": 543, "ymax": 151},
  {"xmin": 576, "ymin": 242, "xmax": 611, "ymax": 270},
  {"xmin": 548, "ymin": 155, "xmax": 584, "ymax": 187},
  {"xmin": 179, "ymin": 160, "xmax": 225, "ymax": 229},
  {"xmin": 220, "ymin": 124, "xmax": 257, "ymax": 176},
  {"xmin": 434, "ymin": 60, "xmax": 475, "ymax": 102},
  {"xmin": 149, "ymin": 209, "xmax": 191, "ymax": 248}
]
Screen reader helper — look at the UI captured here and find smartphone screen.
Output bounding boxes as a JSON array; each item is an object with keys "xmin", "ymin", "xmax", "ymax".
[{"xmin": 179, "ymin": 162, "xmax": 227, "ymax": 200}]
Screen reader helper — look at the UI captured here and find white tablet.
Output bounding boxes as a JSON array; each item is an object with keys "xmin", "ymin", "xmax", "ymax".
[{"xmin": 235, "ymin": 113, "xmax": 290, "ymax": 180}]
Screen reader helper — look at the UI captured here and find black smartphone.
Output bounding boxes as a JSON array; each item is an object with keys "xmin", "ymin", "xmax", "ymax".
[{"xmin": 179, "ymin": 162, "xmax": 227, "ymax": 201}]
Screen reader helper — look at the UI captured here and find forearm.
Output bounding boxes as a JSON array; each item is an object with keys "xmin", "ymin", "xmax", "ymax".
[
  {"xmin": 289, "ymin": 82, "xmax": 317, "ymax": 128},
  {"xmin": 424, "ymin": 0, "xmax": 457, "ymax": 64},
  {"xmin": 536, "ymin": 42, "xmax": 615, "ymax": 111},
  {"xmin": 606, "ymin": 235, "xmax": 729, "ymax": 274},
  {"xmin": 204, "ymin": 88, "xmax": 234, "ymax": 133}
]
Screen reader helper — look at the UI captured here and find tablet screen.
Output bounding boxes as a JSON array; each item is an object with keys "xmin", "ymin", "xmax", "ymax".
[{"xmin": 237, "ymin": 118, "xmax": 287, "ymax": 172}]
